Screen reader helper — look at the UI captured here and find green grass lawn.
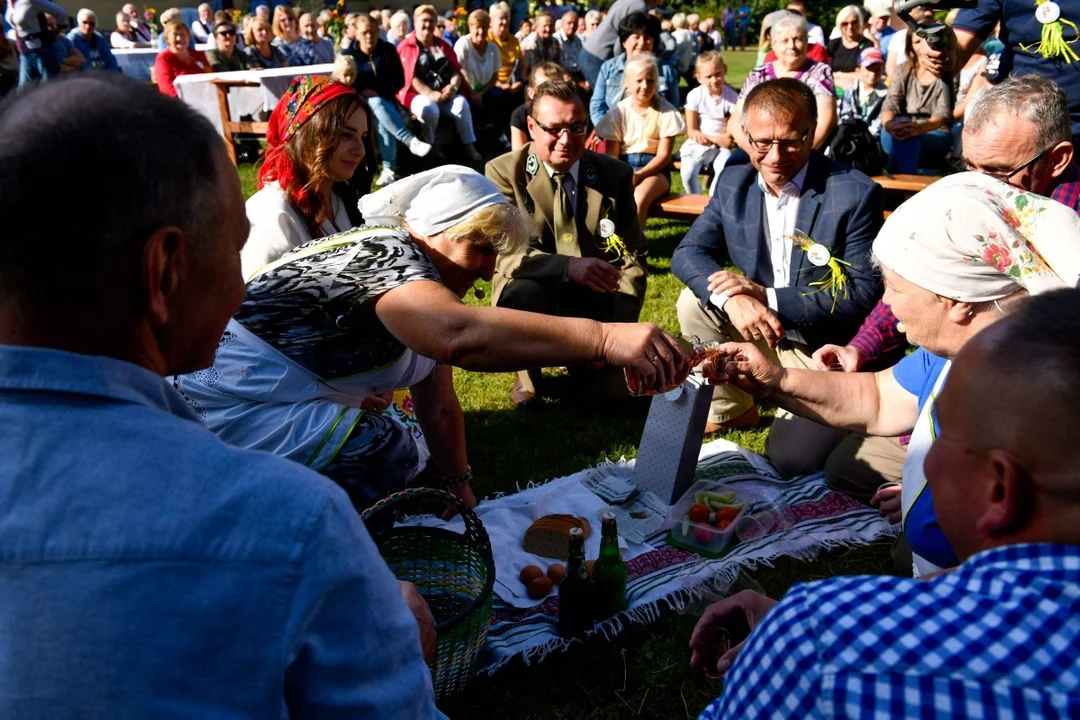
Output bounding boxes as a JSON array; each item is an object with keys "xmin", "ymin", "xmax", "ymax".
[{"xmin": 233, "ymin": 72, "xmax": 895, "ymax": 715}]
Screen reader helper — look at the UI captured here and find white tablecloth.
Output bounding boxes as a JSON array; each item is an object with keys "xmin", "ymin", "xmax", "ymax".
[
  {"xmin": 113, "ymin": 43, "xmax": 213, "ymax": 82},
  {"xmin": 173, "ymin": 64, "xmax": 335, "ymax": 137}
]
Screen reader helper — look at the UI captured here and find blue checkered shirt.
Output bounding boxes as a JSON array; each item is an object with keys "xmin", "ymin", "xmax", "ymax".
[{"xmin": 699, "ymin": 544, "xmax": 1080, "ymax": 719}]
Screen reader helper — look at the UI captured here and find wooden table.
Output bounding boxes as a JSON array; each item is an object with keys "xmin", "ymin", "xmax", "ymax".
[{"xmin": 212, "ymin": 78, "xmax": 269, "ymax": 165}]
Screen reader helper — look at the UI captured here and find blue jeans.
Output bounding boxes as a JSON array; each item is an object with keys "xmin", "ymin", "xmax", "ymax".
[
  {"xmin": 881, "ymin": 126, "xmax": 952, "ymax": 174},
  {"xmin": 366, "ymin": 95, "xmax": 417, "ymax": 170},
  {"xmin": 18, "ymin": 47, "xmax": 60, "ymax": 86}
]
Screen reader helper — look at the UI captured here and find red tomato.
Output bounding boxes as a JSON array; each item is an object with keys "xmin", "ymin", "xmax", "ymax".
[
  {"xmin": 693, "ymin": 526, "xmax": 716, "ymax": 546},
  {"xmin": 717, "ymin": 519, "xmax": 732, "ymax": 530},
  {"xmin": 688, "ymin": 504, "xmax": 711, "ymax": 523},
  {"xmin": 714, "ymin": 506, "xmax": 738, "ymax": 524}
]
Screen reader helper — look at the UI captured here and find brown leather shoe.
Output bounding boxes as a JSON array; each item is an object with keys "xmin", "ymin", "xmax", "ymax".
[
  {"xmin": 510, "ymin": 377, "xmax": 538, "ymax": 408},
  {"xmin": 704, "ymin": 406, "xmax": 760, "ymax": 434}
]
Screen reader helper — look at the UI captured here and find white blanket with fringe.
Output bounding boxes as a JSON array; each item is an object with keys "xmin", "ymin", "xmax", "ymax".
[{"xmin": 408, "ymin": 438, "xmax": 898, "ymax": 671}]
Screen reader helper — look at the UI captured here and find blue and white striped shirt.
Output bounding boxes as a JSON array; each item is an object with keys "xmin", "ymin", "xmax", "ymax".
[{"xmin": 700, "ymin": 543, "xmax": 1080, "ymax": 719}]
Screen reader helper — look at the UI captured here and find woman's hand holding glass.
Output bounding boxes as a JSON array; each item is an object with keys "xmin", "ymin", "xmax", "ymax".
[{"xmin": 600, "ymin": 323, "xmax": 685, "ymax": 391}]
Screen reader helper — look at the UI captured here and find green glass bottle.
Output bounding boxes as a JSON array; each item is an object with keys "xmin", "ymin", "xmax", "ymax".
[
  {"xmin": 558, "ymin": 527, "xmax": 593, "ymax": 639},
  {"xmin": 592, "ymin": 511, "xmax": 627, "ymax": 620}
]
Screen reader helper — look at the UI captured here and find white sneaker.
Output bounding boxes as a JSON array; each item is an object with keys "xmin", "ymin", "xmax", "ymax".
[
  {"xmin": 375, "ymin": 165, "xmax": 396, "ymax": 187},
  {"xmin": 407, "ymin": 137, "xmax": 432, "ymax": 157}
]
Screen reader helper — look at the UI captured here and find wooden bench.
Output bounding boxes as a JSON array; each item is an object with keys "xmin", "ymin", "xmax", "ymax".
[
  {"xmin": 650, "ymin": 193, "xmax": 894, "ymax": 224},
  {"xmin": 870, "ymin": 174, "xmax": 939, "ymax": 193},
  {"xmin": 213, "ymin": 78, "xmax": 269, "ymax": 165},
  {"xmin": 652, "ymin": 193, "xmax": 710, "ymax": 222}
]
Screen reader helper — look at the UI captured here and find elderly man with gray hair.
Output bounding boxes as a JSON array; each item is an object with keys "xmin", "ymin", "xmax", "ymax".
[
  {"xmin": 0, "ymin": 74, "xmax": 444, "ymax": 718},
  {"xmin": 191, "ymin": 2, "xmax": 214, "ymax": 43},
  {"xmin": 960, "ymin": 74, "xmax": 1080, "ymax": 211},
  {"xmin": 66, "ymin": 8, "xmax": 119, "ymax": 71}
]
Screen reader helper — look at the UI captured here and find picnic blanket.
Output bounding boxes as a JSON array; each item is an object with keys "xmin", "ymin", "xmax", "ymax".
[{"xmin": 407, "ymin": 438, "xmax": 898, "ymax": 672}]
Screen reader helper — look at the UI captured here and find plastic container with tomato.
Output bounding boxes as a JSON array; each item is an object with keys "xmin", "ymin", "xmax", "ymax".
[{"xmin": 663, "ymin": 480, "xmax": 750, "ymax": 558}]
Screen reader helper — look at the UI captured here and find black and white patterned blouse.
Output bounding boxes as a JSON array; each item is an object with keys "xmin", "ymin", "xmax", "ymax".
[{"xmin": 234, "ymin": 226, "xmax": 442, "ymax": 380}]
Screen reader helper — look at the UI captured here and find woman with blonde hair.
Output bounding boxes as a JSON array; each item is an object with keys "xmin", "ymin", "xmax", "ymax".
[
  {"xmin": 178, "ymin": 165, "xmax": 684, "ymax": 513},
  {"xmin": 596, "ymin": 52, "xmax": 685, "ymax": 225},
  {"xmin": 244, "ymin": 16, "xmax": 289, "ymax": 68},
  {"xmin": 396, "ymin": 4, "xmax": 482, "ymax": 161},
  {"xmin": 270, "ymin": 5, "xmax": 307, "ymax": 64},
  {"xmin": 344, "ymin": 13, "xmax": 432, "ymax": 187},
  {"xmin": 153, "ymin": 20, "xmax": 209, "ymax": 97},
  {"xmin": 827, "ymin": 5, "xmax": 872, "ymax": 91},
  {"xmin": 488, "ymin": 2, "xmax": 526, "ymax": 107}
]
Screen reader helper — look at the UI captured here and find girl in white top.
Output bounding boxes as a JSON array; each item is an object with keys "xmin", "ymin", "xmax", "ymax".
[
  {"xmin": 595, "ymin": 52, "xmax": 686, "ymax": 227},
  {"xmin": 243, "ymin": 76, "xmax": 377, "ymax": 280},
  {"xmin": 680, "ymin": 50, "xmax": 740, "ymax": 195}
]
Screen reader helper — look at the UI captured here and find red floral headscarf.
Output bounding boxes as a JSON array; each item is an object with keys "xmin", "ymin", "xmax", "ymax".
[{"xmin": 258, "ymin": 75, "xmax": 359, "ymax": 226}]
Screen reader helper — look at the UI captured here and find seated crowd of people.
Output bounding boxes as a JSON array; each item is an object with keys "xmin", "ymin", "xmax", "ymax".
[{"xmin": 3, "ymin": 0, "xmax": 1080, "ymax": 717}]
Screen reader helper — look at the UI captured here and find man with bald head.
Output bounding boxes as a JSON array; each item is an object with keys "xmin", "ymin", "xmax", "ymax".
[
  {"xmin": 693, "ymin": 288, "xmax": 1080, "ymax": 718},
  {"xmin": 0, "ymin": 75, "xmax": 441, "ymax": 718}
]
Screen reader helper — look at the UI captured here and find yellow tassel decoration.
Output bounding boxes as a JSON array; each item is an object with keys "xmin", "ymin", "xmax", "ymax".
[
  {"xmin": 788, "ymin": 229, "xmax": 852, "ymax": 313},
  {"xmin": 1022, "ymin": 0, "xmax": 1080, "ymax": 61}
]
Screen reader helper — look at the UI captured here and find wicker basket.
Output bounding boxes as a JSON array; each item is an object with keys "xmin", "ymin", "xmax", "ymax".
[{"xmin": 361, "ymin": 487, "xmax": 495, "ymax": 700}]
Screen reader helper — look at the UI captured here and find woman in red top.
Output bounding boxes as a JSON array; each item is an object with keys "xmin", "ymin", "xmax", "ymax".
[
  {"xmin": 396, "ymin": 4, "xmax": 482, "ymax": 161},
  {"xmin": 154, "ymin": 20, "xmax": 210, "ymax": 98}
]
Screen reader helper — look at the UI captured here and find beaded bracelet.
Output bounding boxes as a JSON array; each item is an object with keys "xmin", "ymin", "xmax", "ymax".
[{"xmin": 443, "ymin": 467, "xmax": 473, "ymax": 489}]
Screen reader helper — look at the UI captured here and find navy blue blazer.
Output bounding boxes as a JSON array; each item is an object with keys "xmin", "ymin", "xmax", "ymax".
[{"xmin": 671, "ymin": 153, "xmax": 884, "ymax": 348}]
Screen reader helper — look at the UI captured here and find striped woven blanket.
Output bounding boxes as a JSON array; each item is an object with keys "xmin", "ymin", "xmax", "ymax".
[{"xmin": 479, "ymin": 438, "xmax": 897, "ymax": 672}]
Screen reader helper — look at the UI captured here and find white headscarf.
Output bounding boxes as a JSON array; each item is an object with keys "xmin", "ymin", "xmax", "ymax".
[
  {"xmin": 358, "ymin": 165, "xmax": 508, "ymax": 236},
  {"xmin": 873, "ymin": 172, "xmax": 1080, "ymax": 301}
]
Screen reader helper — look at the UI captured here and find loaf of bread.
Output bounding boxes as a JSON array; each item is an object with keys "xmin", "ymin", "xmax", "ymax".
[{"xmin": 523, "ymin": 514, "xmax": 591, "ymax": 560}]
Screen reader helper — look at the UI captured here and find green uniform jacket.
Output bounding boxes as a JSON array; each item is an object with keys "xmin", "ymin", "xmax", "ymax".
[{"xmin": 485, "ymin": 144, "xmax": 647, "ymax": 319}]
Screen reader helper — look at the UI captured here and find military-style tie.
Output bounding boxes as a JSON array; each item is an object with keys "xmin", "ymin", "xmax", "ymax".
[{"xmin": 553, "ymin": 172, "xmax": 577, "ymax": 247}]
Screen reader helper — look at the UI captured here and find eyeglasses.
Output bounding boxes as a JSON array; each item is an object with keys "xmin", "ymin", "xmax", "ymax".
[
  {"xmin": 531, "ymin": 117, "xmax": 588, "ymax": 138},
  {"xmin": 745, "ymin": 129, "xmax": 810, "ymax": 154},
  {"xmin": 955, "ymin": 146, "xmax": 1051, "ymax": 183},
  {"xmin": 217, "ymin": 29, "xmax": 236, "ymax": 36}
]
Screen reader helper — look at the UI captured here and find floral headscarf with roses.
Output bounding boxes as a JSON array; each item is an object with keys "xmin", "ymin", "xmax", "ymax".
[{"xmin": 873, "ymin": 172, "xmax": 1080, "ymax": 302}]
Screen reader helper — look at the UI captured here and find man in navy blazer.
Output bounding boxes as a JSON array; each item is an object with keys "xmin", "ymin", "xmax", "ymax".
[{"xmin": 672, "ymin": 78, "xmax": 883, "ymax": 471}]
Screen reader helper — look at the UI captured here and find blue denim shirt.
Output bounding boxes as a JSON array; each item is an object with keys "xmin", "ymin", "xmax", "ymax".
[
  {"xmin": 590, "ymin": 53, "xmax": 680, "ymax": 126},
  {"xmin": 0, "ymin": 345, "xmax": 443, "ymax": 719}
]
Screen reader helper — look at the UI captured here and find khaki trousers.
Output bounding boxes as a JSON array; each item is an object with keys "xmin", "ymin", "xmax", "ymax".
[{"xmin": 676, "ymin": 288, "xmax": 907, "ymax": 493}]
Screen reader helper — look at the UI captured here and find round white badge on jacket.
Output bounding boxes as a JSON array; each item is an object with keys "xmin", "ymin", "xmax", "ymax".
[
  {"xmin": 1037, "ymin": 1, "xmax": 1061, "ymax": 23},
  {"xmin": 807, "ymin": 244, "xmax": 831, "ymax": 267},
  {"xmin": 598, "ymin": 218, "xmax": 615, "ymax": 238}
]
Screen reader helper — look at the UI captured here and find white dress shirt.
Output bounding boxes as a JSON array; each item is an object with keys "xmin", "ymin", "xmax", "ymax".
[{"xmin": 711, "ymin": 163, "xmax": 808, "ymax": 345}]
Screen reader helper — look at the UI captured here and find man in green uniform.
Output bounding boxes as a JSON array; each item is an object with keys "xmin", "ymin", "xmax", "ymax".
[{"xmin": 486, "ymin": 80, "xmax": 647, "ymax": 406}]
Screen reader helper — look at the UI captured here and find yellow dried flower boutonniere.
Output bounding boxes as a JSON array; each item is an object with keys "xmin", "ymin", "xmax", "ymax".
[
  {"xmin": 789, "ymin": 229, "xmax": 851, "ymax": 312},
  {"xmin": 598, "ymin": 217, "xmax": 628, "ymax": 259},
  {"xmin": 1023, "ymin": 0, "xmax": 1080, "ymax": 62}
]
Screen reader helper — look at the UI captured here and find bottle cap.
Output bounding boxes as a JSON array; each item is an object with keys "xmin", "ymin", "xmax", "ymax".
[
  {"xmin": 602, "ymin": 511, "xmax": 615, "ymax": 521},
  {"xmin": 569, "ymin": 526, "xmax": 583, "ymax": 538}
]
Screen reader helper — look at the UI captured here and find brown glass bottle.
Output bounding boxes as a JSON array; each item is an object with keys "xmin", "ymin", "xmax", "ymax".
[
  {"xmin": 558, "ymin": 527, "xmax": 593, "ymax": 639},
  {"xmin": 624, "ymin": 338, "xmax": 725, "ymax": 397}
]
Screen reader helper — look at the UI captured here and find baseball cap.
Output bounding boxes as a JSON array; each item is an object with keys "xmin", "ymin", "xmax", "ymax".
[
  {"xmin": 859, "ymin": 47, "xmax": 885, "ymax": 67},
  {"xmin": 865, "ymin": 1, "xmax": 893, "ymax": 18}
]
